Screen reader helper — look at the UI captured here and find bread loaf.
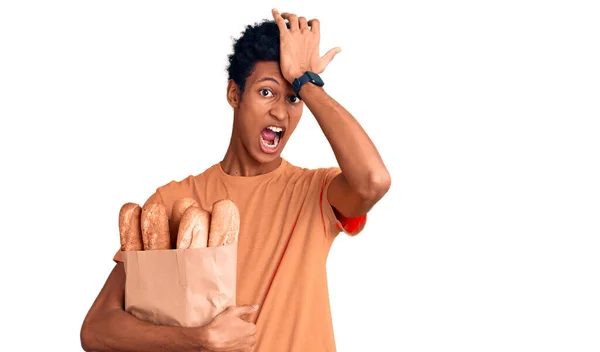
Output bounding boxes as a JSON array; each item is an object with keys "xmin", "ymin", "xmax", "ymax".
[
  {"xmin": 176, "ymin": 206, "xmax": 210, "ymax": 249},
  {"xmin": 170, "ymin": 197, "xmax": 199, "ymax": 243},
  {"xmin": 118, "ymin": 202, "xmax": 143, "ymax": 251},
  {"xmin": 141, "ymin": 203, "xmax": 171, "ymax": 250},
  {"xmin": 208, "ymin": 199, "xmax": 240, "ymax": 247}
]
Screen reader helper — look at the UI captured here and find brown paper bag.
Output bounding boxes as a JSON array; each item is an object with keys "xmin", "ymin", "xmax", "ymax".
[{"xmin": 121, "ymin": 244, "xmax": 237, "ymax": 327}]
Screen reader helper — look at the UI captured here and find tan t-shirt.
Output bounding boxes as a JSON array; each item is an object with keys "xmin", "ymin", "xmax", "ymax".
[{"xmin": 114, "ymin": 158, "xmax": 367, "ymax": 351}]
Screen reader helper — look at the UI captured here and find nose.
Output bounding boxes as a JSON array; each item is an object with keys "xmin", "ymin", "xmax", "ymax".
[{"xmin": 269, "ymin": 100, "xmax": 288, "ymax": 122}]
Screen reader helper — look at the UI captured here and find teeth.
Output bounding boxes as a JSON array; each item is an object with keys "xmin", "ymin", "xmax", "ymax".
[
  {"xmin": 267, "ymin": 126, "xmax": 283, "ymax": 133},
  {"xmin": 260, "ymin": 134, "xmax": 280, "ymax": 149}
]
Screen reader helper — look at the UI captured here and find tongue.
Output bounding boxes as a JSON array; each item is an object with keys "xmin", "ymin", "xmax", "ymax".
[{"xmin": 261, "ymin": 128, "xmax": 277, "ymax": 142}]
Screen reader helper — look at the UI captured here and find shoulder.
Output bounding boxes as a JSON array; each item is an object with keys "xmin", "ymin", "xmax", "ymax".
[
  {"xmin": 143, "ymin": 162, "xmax": 220, "ymax": 206},
  {"xmin": 281, "ymin": 159, "xmax": 341, "ymax": 185}
]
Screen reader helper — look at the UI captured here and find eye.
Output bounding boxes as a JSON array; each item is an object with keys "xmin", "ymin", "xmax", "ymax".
[
  {"xmin": 289, "ymin": 95, "xmax": 301, "ymax": 104},
  {"xmin": 260, "ymin": 89, "xmax": 273, "ymax": 97}
]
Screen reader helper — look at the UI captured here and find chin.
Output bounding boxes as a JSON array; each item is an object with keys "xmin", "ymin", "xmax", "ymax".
[{"xmin": 252, "ymin": 148, "xmax": 283, "ymax": 165}]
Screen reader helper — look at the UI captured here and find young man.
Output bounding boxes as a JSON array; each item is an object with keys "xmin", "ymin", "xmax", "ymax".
[{"xmin": 81, "ymin": 9, "xmax": 390, "ymax": 352}]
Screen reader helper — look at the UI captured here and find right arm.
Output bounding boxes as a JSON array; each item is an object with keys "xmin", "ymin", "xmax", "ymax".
[
  {"xmin": 80, "ymin": 262, "xmax": 211, "ymax": 352},
  {"xmin": 80, "ymin": 192, "xmax": 258, "ymax": 352}
]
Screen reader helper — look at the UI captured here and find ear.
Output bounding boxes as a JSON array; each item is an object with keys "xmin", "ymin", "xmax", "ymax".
[{"xmin": 226, "ymin": 79, "xmax": 240, "ymax": 108}]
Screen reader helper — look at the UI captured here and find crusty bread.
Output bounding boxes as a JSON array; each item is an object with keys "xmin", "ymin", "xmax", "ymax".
[
  {"xmin": 170, "ymin": 197, "xmax": 199, "ymax": 243},
  {"xmin": 119, "ymin": 202, "xmax": 143, "ymax": 251},
  {"xmin": 141, "ymin": 203, "xmax": 171, "ymax": 250},
  {"xmin": 176, "ymin": 206, "xmax": 210, "ymax": 249},
  {"xmin": 208, "ymin": 199, "xmax": 240, "ymax": 247}
]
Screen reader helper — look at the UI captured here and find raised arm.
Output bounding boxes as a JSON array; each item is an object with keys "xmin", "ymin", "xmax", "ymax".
[{"xmin": 272, "ymin": 9, "xmax": 391, "ymax": 219}]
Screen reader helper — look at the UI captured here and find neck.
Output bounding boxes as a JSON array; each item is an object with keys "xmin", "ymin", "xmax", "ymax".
[{"xmin": 220, "ymin": 130, "xmax": 282, "ymax": 177}]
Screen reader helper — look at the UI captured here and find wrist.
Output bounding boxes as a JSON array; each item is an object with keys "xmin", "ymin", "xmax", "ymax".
[
  {"xmin": 287, "ymin": 70, "xmax": 305, "ymax": 84},
  {"xmin": 182, "ymin": 325, "xmax": 212, "ymax": 351},
  {"xmin": 297, "ymin": 81, "xmax": 323, "ymax": 97},
  {"xmin": 291, "ymin": 71, "xmax": 325, "ymax": 99}
]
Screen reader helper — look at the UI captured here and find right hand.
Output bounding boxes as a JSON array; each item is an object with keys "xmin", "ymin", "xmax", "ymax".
[{"xmin": 203, "ymin": 304, "xmax": 259, "ymax": 352}]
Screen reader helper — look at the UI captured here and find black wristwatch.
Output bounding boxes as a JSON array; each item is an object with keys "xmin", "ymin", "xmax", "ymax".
[{"xmin": 292, "ymin": 71, "xmax": 324, "ymax": 98}]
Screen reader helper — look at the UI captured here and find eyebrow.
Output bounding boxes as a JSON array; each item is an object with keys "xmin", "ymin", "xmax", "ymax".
[{"xmin": 256, "ymin": 77, "xmax": 280, "ymax": 85}]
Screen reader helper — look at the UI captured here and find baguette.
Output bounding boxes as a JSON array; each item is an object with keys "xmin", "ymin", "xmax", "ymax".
[
  {"xmin": 208, "ymin": 199, "xmax": 240, "ymax": 247},
  {"xmin": 141, "ymin": 203, "xmax": 171, "ymax": 250},
  {"xmin": 176, "ymin": 206, "xmax": 210, "ymax": 249},
  {"xmin": 170, "ymin": 197, "xmax": 199, "ymax": 244},
  {"xmin": 118, "ymin": 202, "xmax": 143, "ymax": 251}
]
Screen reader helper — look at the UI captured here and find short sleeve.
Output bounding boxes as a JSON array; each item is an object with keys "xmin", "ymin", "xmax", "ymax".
[
  {"xmin": 113, "ymin": 249, "xmax": 123, "ymax": 263},
  {"xmin": 319, "ymin": 167, "xmax": 368, "ymax": 238}
]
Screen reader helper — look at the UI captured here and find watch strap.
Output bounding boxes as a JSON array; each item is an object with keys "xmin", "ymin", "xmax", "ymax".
[
  {"xmin": 292, "ymin": 71, "xmax": 324, "ymax": 98},
  {"xmin": 292, "ymin": 73, "xmax": 312, "ymax": 97}
]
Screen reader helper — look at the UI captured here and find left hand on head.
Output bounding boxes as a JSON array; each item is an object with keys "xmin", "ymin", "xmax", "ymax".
[{"xmin": 271, "ymin": 8, "xmax": 341, "ymax": 84}]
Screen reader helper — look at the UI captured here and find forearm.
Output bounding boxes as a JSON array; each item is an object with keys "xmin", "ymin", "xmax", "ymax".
[
  {"xmin": 82, "ymin": 308, "xmax": 209, "ymax": 352},
  {"xmin": 300, "ymin": 83, "xmax": 390, "ymax": 198}
]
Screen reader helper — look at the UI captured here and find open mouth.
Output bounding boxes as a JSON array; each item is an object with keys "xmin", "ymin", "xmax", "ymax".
[{"xmin": 260, "ymin": 125, "xmax": 285, "ymax": 152}]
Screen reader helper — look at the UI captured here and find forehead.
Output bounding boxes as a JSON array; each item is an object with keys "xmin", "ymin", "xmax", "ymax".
[{"xmin": 247, "ymin": 61, "xmax": 288, "ymax": 86}]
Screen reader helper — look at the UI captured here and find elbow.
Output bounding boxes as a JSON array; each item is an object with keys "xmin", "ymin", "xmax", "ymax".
[
  {"xmin": 80, "ymin": 313, "xmax": 103, "ymax": 352},
  {"xmin": 80, "ymin": 320, "xmax": 95, "ymax": 351},
  {"xmin": 357, "ymin": 170, "xmax": 392, "ymax": 204},
  {"xmin": 374, "ymin": 170, "xmax": 392, "ymax": 198}
]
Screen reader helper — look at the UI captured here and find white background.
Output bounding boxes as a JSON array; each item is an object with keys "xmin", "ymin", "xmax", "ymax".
[{"xmin": 1, "ymin": 0, "xmax": 599, "ymax": 351}]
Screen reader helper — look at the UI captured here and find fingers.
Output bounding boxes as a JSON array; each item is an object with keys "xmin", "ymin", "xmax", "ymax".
[
  {"xmin": 307, "ymin": 18, "xmax": 320, "ymax": 33},
  {"xmin": 298, "ymin": 16, "xmax": 308, "ymax": 30},
  {"xmin": 230, "ymin": 304, "xmax": 259, "ymax": 318},
  {"xmin": 280, "ymin": 12, "xmax": 299, "ymax": 31},
  {"xmin": 271, "ymin": 8, "xmax": 287, "ymax": 32},
  {"xmin": 273, "ymin": 9, "xmax": 316, "ymax": 33},
  {"xmin": 321, "ymin": 47, "xmax": 342, "ymax": 66}
]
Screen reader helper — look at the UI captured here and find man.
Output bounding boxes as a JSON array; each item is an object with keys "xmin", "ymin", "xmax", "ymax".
[{"xmin": 81, "ymin": 8, "xmax": 390, "ymax": 352}]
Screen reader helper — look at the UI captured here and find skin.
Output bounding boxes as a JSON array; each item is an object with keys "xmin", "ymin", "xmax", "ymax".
[
  {"xmin": 222, "ymin": 9, "xmax": 391, "ymax": 218},
  {"xmin": 80, "ymin": 8, "xmax": 390, "ymax": 352},
  {"xmin": 80, "ymin": 259, "xmax": 257, "ymax": 352}
]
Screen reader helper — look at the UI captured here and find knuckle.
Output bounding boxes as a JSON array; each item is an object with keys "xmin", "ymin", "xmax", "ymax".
[{"xmin": 210, "ymin": 338, "xmax": 223, "ymax": 351}]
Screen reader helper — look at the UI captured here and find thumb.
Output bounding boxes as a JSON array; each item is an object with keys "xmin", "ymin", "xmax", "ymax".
[
  {"xmin": 231, "ymin": 304, "xmax": 259, "ymax": 317},
  {"xmin": 320, "ymin": 47, "xmax": 341, "ymax": 66}
]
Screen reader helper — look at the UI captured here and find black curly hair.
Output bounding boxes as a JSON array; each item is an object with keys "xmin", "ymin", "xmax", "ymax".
[{"xmin": 226, "ymin": 19, "xmax": 285, "ymax": 97}]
